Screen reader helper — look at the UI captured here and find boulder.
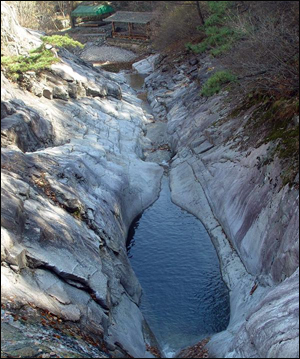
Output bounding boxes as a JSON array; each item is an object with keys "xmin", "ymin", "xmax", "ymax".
[
  {"xmin": 43, "ymin": 88, "xmax": 53, "ymax": 100},
  {"xmin": 132, "ymin": 54, "xmax": 161, "ymax": 75},
  {"xmin": 52, "ymin": 86, "xmax": 69, "ymax": 101},
  {"xmin": 189, "ymin": 57, "xmax": 199, "ymax": 66}
]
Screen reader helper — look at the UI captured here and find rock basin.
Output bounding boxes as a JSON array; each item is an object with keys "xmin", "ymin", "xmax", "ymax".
[{"xmin": 127, "ymin": 176, "xmax": 230, "ymax": 357}]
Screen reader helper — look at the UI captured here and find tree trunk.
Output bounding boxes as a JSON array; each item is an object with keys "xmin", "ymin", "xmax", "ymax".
[
  {"xmin": 69, "ymin": 1, "xmax": 75, "ymax": 28},
  {"xmin": 195, "ymin": 1, "xmax": 205, "ymax": 25}
]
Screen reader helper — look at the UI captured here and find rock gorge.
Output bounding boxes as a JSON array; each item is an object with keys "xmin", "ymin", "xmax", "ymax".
[
  {"xmin": 1, "ymin": 2, "xmax": 299, "ymax": 358},
  {"xmin": 139, "ymin": 53, "xmax": 299, "ymax": 358}
]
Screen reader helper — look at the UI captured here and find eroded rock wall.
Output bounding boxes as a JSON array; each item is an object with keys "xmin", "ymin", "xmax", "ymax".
[
  {"xmin": 142, "ymin": 54, "xmax": 299, "ymax": 358},
  {"xmin": 1, "ymin": 4, "xmax": 163, "ymax": 357}
]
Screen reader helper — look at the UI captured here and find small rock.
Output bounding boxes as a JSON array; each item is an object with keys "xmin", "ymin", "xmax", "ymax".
[
  {"xmin": 105, "ymin": 341, "xmax": 116, "ymax": 351},
  {"xmin": 9, "ymin": 265, "xmax": 19, "ymax": 273},
  {"xmin": 189, "ymin": 57, "xmax": 199, "ymax": 66},
  {"xmin": 187, "ymin": 65, "xmax": 198, "ymax": 75},
  {"xmin": 52, "ymin": 86, "xmax": 69, "ymax": 101},
  {"xmin": 43, "ymin": 89, "xmax": 53, "ymax": 100},
  {"xmin": 68, "ymin": 83, "xmax": 78, "ymax": 99},
  {"xmin": 84, "ymin": 80, "xmax": 106, "ymax": 97},
  {"xmin": 1, "ymin": 101, "xmax": 16, "ymax": 119},
  {"xmin": 31, "ymin": 84, "xmax": 43, "ymax": 97}
]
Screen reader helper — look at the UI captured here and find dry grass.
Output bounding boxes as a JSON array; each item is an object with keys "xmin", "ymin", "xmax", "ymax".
[{"xmin": 178, "ymin": 338, "xmax": 210, "ymax": 358}]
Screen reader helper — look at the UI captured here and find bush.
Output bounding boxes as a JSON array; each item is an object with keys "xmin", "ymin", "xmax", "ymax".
[
  {"xmin": 222, "ymin": 1, "xmax": 299, "ymax": 96},
  {"xmin": 201, "ymin": 70, "xmax": 237, "ymax": 96},
  {"xmin": 186, "ymin": 1, "xmax": 239, "ymax": 57},
  {"xmin": 41, "ymin": 35, "xmax": 84, "ymax": 49},
  {"xmin": 1, "ymin": 51, "xmax": 59, "ymax": 80},
  {"xmin": 1, "ymin": 35, "xmax": 83, "ymax": 80},
  {"xmin": 152, "ymin": 3, "xmax": 203, "ymax": 52},
  {"xmin": 186, "ymin": 41, "xmax": 208, "ymax": 54},
  {"xmin": 186, "ymin": 1, "xmax": 299, "ymax": 97},
  {"xmin": 205, "ymin": 1, "xmax": 230, "ymax": 26}
]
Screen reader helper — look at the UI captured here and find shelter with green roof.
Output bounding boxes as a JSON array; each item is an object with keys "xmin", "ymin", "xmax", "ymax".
[{"xmin": 71, "ymin": 4, "xmax": 114, "ymax": 27}]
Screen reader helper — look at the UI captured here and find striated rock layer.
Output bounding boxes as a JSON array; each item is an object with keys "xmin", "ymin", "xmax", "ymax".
[
  {"xmin": 140, "ymin": 54, "xmax": 299, "ymax": 358},
  {"xmin": 1, "ymin": 61, "xmax": 162, "ymax": 358},
  {"xmin": 1, "ymin": 4, "xmax": 163, "ymax": 357}
]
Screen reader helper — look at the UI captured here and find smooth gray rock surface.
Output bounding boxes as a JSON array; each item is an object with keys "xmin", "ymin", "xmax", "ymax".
[
  {"xmin": 1, "ymin": 13, "xmax": 163, "ymax": 356},
  {"xmin": 142, "ymin": 54, "xmax": 299, "ymax": 358},
  {"xmin": 133, "ymin": 54, "xmax": 161, "ymax": 75}
]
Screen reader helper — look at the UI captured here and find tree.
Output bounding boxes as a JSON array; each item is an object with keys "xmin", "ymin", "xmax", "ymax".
[
  {"xmin": 6, "ymin": 1, "xmax": 39, "ymax": 29},
  {"xmin": 56, "ymin": 1, "xmax": 69, "ymax": 17},
  {"xmin": 223, "ymin": 1, "xmax": 299, "ymax": 95},
  {"xmin": 151, "ymin": 1, "xmax": 209, "ymax": 51},
  {"xmin": 68, "ymin": 1, "xmax": 76, "ymax": 28},
  {"xmin": 195, "ymin": 1, "xmax": 205, "ymax": 25}
]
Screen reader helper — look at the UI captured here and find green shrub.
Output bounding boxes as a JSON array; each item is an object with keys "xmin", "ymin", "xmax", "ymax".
[
  {"xmin": 210, "ymin": 43, "xmax": 233, "ymax": 57},
  {"xmin": 201, "ymin": 71, "xmax": 237, "ymax": 96},
  {"xmin": 1, "ymin": 50, "xmax": 60, "ymax": 80},
  {"xmin": 41, "ymin": 34, "xmax": 84, "ymax": 49},
  {"xmin": 205, "ymin": 1, "xmax": 230, "ymax": 26},
  {"xmin": 187, "ymin": 25, "xmax": 238, "ymax": 57},
  {"xmin": 186, "ymin": 42, "xmax": 208, "ymax": 54},
  {"xmin": 186, "ymin": 1, "xmax": 240, "ymax": 57},
  {"xmin": 1, "ymin": 35, "xmax": 84, "ymax": 81}
]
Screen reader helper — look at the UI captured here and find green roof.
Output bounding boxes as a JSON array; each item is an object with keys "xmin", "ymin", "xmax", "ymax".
[{"xmin": 71, "ymin": 5, "xmax": 114, "ymax": 18}]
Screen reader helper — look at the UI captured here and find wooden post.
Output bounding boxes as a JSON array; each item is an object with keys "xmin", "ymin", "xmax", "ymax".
[
  {"xmin": 128, "ymin": 23, "xmax": 133, "ymax": 38},
  {"xmin": 146, "ymin": 22, "xmax": 151, "ymax": 39}
]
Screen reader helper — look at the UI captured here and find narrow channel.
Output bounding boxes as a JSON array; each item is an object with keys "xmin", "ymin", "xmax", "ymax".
[
  {"xmin": 127, "ymin": 177, "xmax": 230, "ymax": 357},
  {"xmin": 121, "ymin": 68, "xmax": 230, "ymax": 356}
]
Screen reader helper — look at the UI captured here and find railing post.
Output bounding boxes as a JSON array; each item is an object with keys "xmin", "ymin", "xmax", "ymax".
[{"xmin": 128, "ymin": 22, "xmax": 133, "ymax": 38}]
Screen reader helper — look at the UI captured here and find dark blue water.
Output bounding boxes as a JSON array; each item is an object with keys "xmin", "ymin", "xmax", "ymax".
[{"xmin": 127, "ymin": 177, "xmax": 230, "ymax": 356}]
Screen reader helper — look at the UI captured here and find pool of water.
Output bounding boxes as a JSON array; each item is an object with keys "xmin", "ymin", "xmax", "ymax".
[
  {"xmin": 125, "ymin": 72, "xmax": 147, "ymax": 90},
  {"xmin": 127, "ymin": 177, "xmax": 230, "ymax": 356},
  {"xmin": 124, "ymin": 72, "xmax": 154, "ymax": 114}
]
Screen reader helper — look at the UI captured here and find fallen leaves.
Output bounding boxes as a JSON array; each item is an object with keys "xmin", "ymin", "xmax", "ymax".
[
  {"xmin": 150, "ymin": 144, "xmax": 171, "ymax": 153},
  {"xmin": 146, "ymin": 344, "xmax": 161, "ymax": 358},
  {"xmin": 178, "ymin": 338, "xmax": 210, "ymax": 358}
]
